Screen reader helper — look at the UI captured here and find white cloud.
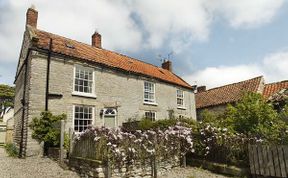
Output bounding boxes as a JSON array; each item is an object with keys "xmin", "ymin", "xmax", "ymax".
[
  {"xmin": 0, "ymin": 0, "xmax": 286, "ymax": 85},
  {"xmin": 0, "ymin": 0, "xmax": 285, "ymax": 64},
  {"xmin": 184, "ymin": 50, "xmax": 288, "ymax": 89},
  {"xmin": 209, "ymin": 0, "xmax": 284, "ymax": 28}
]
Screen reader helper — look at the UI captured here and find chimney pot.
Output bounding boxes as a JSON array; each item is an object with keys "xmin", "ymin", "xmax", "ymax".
[
  {"xmin": 162, "ymin": 60, "xmax": 172, "ymax": 72},
  {"xmin": 26, "ymin": 6, "xmax": 38, "ymax": 28},
  {"xmin": 197, "ymin": 86, "xmax": 206, "ymax": 93},
  {"xmin": 92, "ymin": 32, "xmax": 101, "ymax": 48}
]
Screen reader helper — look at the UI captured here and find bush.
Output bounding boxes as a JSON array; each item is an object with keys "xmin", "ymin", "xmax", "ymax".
[
  {"xmin": 195, "ymin": 92, "xmax": 288, "ymax": 166},
  {"xmin": 4, "ymin": 143, "xmax": 18, "ymax": 157},
  {"xmin": 224, "ymin": 92, "xmax": 288, "ymax": 143},
  {"xmin": 123, "ymin": 117, "xmax": 198, "ymax": 131},
  {"xmin": 29, "ymin": 111, "xmax": 67, "ymax": 148},
  {"xmin": 74, "ymin": 124, "xmax": 194, "ymax": 167}
]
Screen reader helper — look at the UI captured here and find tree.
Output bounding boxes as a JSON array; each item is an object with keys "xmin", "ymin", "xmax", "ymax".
[
  {"xmin": 225, "ymin": 92, "xmax": 287, "ymax": 142},
  {"xmin": 269, "ymin": 89, "xmax": 288, "ymax": 120},
  {"xmin": 0, "ymin": 84, "xmax": 15, "ymax": 116}
]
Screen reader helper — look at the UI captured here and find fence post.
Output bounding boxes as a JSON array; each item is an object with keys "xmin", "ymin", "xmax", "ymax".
[
  {"xmin": 153, "ymin": 155, "xmax": 157, "ymax": 178},
  {"xmin": 181, "ymin": 154, "xmax": 187, "ymax": 168},
  {"xmin": 69, "ymin": 128, "xmax": 73, "ymax": 158},
  {"xmin": 60, "ymin": 120, "xmax": 65, "ymax": 165},
  {"xmin": 105, "ymin": 159, "xmax": 111, "ymax": 178}
]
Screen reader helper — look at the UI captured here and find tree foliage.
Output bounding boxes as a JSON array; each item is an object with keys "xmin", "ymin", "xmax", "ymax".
[
  {"xmin": 29, "ymin": 111, "xmax": 67, "ymax": 147},
  {"xmin": 0, "ymin": 84, "xmax": 15, "ymax": 114},
  {"xmin": 202, "ymin": 92, "xmax": 288, "ymax": 143}
]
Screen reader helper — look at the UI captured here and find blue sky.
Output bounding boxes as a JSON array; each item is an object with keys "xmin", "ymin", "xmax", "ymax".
[{"xmin": 0, "ymin": 0, "xmax": 288, "ymax": 88}]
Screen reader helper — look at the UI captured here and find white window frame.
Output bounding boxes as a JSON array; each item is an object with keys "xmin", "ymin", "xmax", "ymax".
[
  {"xmin": 72, "ymin": 65, "xmax": 96, "ymax": 98},
  {"xmin": 102, "ymin": 108, "xmax": 118, "ymax": 128},
  {"xmin": 73, "ymin": 105, "xmax": 95, "ymax": 133},
  {"xmin": 176, "ymin": 89, "xmax": 186, "ymax": 109},
  {"xmin": 143, "ymin": 81, "xmax": 157, "ymax": 105},
  {"xmin": 144, "ymin": 111, "xmax": 156, "ymax": 121}
]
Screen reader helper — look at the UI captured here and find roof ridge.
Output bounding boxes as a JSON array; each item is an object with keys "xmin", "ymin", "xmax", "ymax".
[
  {"xmin": 265, "ymin": 80, "xmax": 288, "ymax": 86},
  {"xmin": 202, "ymin": 76, "xmax": 263, "ymax": 93}
]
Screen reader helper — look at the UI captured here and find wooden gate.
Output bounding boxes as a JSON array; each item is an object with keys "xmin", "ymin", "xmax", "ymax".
[
  {"xmin": 249, "ymin": 144, "xmax": 288, "ymax": 177},
  {"xmin": 0, "ymin": 122, "xmax": 7, "ymax": 145}
]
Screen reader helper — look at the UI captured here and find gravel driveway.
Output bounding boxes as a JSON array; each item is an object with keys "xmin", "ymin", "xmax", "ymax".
[
  {"xmin": 159, "ymin": 166, "xmax": 232, "ymax": 178},
  {"xmin": 0, "ymin": 147, "xmax": 80, "ymax": 178},
  {"xmin": 0, "ymin": 147, "xmax": 232, "ymax": 178}
]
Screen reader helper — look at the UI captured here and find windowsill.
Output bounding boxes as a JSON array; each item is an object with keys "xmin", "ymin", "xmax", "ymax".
[
  {"xmin": 143, "ymin": 102, "xmax": 158, "ymax": 106},
  {"xmin": 72, "ymin": 92, "xmax": 97, "ymax": 99},
  {"xmin": 177, "ymin": 106, "xmax": 187, "ymax": 110}
]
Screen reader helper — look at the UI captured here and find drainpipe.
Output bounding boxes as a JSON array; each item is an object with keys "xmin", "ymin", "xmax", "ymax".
[{"xmin": 45, "ymin": 38, "xmax": 53, "ymax": 111}]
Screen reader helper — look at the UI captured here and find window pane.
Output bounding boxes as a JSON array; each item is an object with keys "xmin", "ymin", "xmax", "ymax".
[
  {"xmin": 74, "ymin": 66, "xmax": 94, "ymax": 94},
  {"xmin": 74, "ymin": 106, "xmax": 94, "ymax": 132}
]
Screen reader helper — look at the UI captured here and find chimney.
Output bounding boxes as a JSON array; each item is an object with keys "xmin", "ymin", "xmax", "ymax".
[
  {"xmin": 197, "ymin": 86, "xmax": 206, "ymax": 93},
  {"xmin": 162, "ymin": 60, "xmax": 172, "ymax": 72},
  {"xmin": 26, "ymin": 6, "xmax": 38, "ymax": 28},
  {"xmin": 92, "ymin": 32, "xmax": 101, "ymax": 48}
]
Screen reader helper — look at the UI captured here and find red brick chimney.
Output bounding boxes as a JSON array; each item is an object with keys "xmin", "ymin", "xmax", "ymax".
[
  {"xmin": 197, "ymin": 86, "xmax": 206, "ymax": 93},
  {"xmin": 92, "ymin": 32, "xmax": 101, "ymax": 48},
  {"xmin": 162, "ymin": 60, "xmax": 172, "ymax": 72},
  {"xmin": 26, "ymin": 6, "xmax": 38, "ymax": 28}
]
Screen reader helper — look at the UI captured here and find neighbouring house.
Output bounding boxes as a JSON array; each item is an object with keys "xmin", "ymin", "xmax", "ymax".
[
  {"xmin": 2, "ymin": 107, "xmax": 14, "ymax": 123},
  {"xmin": 0, "ymin": 107, "xmax": 14, "ymax": 145},
  {"xmin": 196, "ymin": 76, "xmax": 288, "ymax": 120},
  {"xmin": 263, "ymin": 80, "xmax": 288, "ymax": 112},
  {"xmin": 14, "ymin": 7, "xmax": 197, "ymax": 157}
]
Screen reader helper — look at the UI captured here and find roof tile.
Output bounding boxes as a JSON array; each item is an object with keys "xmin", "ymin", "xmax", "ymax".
[
  {"xmin": 30, "ymin": 28, "xmax": 192, "ymax": 89},
  {"xmin": 263, "ymin": 81, "xmax": 288, "ymax": 99},
  {"xmin": 196, "ymin": 76, "xmax": 263, "ymax": 109}
]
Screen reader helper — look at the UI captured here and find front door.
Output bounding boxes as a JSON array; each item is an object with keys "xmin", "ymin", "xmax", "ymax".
[{"xmin": 104, "ymin": 115, "xmax": 116, "ymax": 128}]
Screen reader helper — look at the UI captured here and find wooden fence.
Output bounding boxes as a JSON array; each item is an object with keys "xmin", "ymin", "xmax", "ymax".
[
  {"xmin": 71, "ymin": 134, "xmax": 99, "ymax": 160},
  {"xmin": 248, "ymin": 144, "xmax": 288, "ymax": 178}
]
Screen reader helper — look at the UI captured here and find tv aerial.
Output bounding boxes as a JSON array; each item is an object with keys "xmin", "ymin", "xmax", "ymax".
[{"xmin": 157, "ymin": 51, "xmax": 174, "ymax": 63}]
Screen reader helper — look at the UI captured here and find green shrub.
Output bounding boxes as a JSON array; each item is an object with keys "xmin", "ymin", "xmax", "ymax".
[
  {"xmin": 29, "ymin": 111, "xmax": 67, "ymax": 147},
  {"xmin": 123, "ymin": 117, "xmax": 197, "ymax": 131},
  {"xmin": 4, "ymin": 143, "xmax": 18, "ymax": 157},
  {"xmin": 225, "ymin": 92, "xmax": 288, "ymax": 143}
]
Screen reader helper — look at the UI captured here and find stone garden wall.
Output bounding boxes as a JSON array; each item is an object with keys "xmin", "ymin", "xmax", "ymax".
[{"xmin": 69, "ymin": 156, "xmax": 180, "ymax": 178}]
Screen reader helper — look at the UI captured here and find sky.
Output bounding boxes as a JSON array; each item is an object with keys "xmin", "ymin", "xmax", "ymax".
[{"xmin": 0, "ymin": 0, "xmax": 288, "ymax": 89}]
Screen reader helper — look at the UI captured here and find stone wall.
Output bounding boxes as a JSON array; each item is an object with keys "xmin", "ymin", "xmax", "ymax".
[
  {"xmin": 28, "ymin": 52, "xmax": 197, "ymax": 132},
  {"xmin": 69, "ymin": 156, "xmax": 180, "ymax": 178},
  {"xmin": 16, "ymin": 30, "xmax": 197, "ymax": 156},
  {"xmin": 196, "ymin": 104, "xmax": 228, "ymax": 121}
]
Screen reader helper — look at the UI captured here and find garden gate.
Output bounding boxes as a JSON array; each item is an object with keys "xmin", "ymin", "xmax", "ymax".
[
  {"xmin": 0, "ymin": 122, "xmax": 6, "ymax": 145},
  {"xmin": 248, "ymin": 144, "xmax": 288, "ymax": 178}
]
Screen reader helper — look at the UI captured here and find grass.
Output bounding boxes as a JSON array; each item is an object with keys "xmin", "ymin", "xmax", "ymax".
[{"xmin": 4, "ymin": 143, "xmax": 18, "ymax": 157}]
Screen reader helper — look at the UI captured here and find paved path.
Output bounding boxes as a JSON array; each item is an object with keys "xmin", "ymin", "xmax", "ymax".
[
  {"xmin": 0, "ymin": 147, "xmax": 80, "ymax": 178},
  {"xmin": 159, "ymin": 166, "xmax": 233, "ymax": 178}
]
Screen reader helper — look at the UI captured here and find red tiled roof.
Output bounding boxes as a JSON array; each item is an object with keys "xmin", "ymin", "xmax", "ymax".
[
  {"xmin": 196, "ymin": 76, "xmax": 263, "ymax": 109},
  {"xmin": 263, "ymin": 80, "xmax": 288, "ymax": 99},
  {"xmin": 29, "ymin": 28, "xmax": 192, "ymax": 89}
]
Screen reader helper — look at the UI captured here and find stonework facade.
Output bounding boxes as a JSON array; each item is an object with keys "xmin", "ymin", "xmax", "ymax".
[
  {"xmin": 14, "ymin": 8, "xmax": 197, "ymax": 157},
  {"xmin": 29, "ymin": 53, "xmax": 196, "ymax": 130}
]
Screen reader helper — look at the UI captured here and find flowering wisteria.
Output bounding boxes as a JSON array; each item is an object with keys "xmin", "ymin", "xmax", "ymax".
[
  {"xmin": 195, "ymin": 123, "xmax": 266, "ymax": 165},
  {"xmin": 73, "ymin": 123, "xmax": 194, "ymax": 166}
]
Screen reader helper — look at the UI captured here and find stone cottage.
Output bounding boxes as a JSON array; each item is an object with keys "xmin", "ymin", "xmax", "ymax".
[
  {"xmin": 196, "ymin": 76, "xmax": 288, "ymax": 120},
  {"xmin": 14, "ymin": 7, "xmax": 197, "ymax": 157}
]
